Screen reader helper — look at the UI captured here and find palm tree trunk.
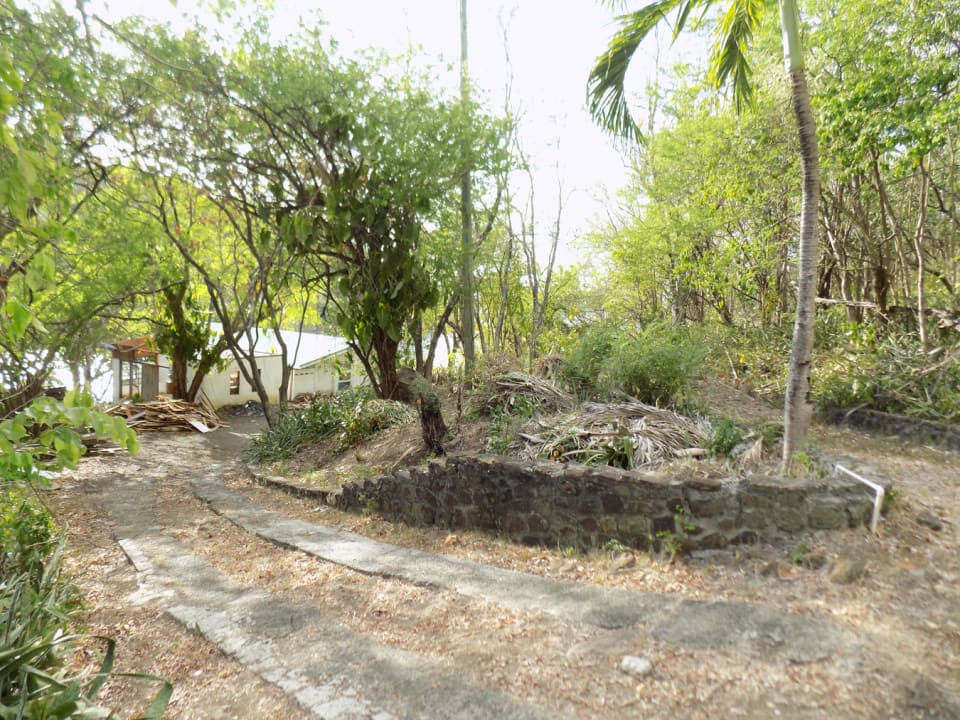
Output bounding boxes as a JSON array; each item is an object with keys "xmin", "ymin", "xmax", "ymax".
[
  {"xmin": 459, "ymin": 0, "xmax": 475, "ymax": 378},
  {"xmin": 781, "ymin": 65, "xmax": 820, "ymax": 470},
  {"xmin": 913, "ymin": 158, "xmax": 930, "ymax": 351}
]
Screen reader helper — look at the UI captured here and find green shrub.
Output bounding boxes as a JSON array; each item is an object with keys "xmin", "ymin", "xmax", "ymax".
[
  {"xmin": 486, "ymin": 395, "xmax": 536, "ymax": 455},
  {"xmin": 614, "ymin": 322, "xmax": 706, "ymax": 406},
  {"xmin": 1, "ymin": 488, "xmax": 56, "ymax": 584},
  {"xmin": 560, "ymin": 321, "xmax": 621, "ymax": 399},
  {"xmin": 561, "ymin": 320, "xmax": 705, "ymax": 406},
  {"xmin": 814, "ymin": 333, "xmax": 960, "ymax": 423}
]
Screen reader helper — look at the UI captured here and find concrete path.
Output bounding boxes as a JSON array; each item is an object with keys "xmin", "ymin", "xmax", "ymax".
[
  {"xmin": 192, "ymin": 473, "xmax": 857, "ymax": 664},
  {"xmin": 85, "ymin": 431, "xmax": 873, "ymax": 719},
  {"xmin": 99, "ymin": 469, "xmax": 551, "ymax": 720}
]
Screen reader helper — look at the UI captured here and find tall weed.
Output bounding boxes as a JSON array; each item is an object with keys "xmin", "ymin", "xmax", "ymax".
[{"xmin": 1, "ymin": 488, "xmax": 56, "ymax": 584}]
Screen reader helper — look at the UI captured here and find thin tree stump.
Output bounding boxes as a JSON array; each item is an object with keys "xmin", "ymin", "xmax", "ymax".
[{"xmin": 397, "ymin": 367, "xmax": 447, "ymax": 456}]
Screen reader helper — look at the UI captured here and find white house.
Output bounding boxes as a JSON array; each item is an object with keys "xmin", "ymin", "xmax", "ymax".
[
  {"xmin": 196, "ymin": 327, "xmax": 365, "ymax": 407},
  {"xmin": 108, "ymin": 327, "xmax": 364, "ymax": 408}
]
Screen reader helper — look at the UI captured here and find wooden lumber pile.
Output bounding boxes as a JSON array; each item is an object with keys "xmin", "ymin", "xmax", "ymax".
[{"xmin": 106, "ymin": 398, "xmax": 222, "ymax": 433}]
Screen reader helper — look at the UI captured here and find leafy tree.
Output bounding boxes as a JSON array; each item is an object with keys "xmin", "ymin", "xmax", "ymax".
[
  {"xmin": 588, "ymin": 0, "xmax": 820, "ymax": 469},
  {"xmin": 103, "ymin": 9, "xmax": 509, "ymax": 447},
  {"xmin": 0, "ymin": 1, "xmax": 165, "ymax": 403},
  {"xmin": 593, "ymin": 71, "xmax": 798, "ymax": 329},
  {"xmin": 0, "ymin": 4, "xmax": 138, "ymax": 478},
  {"xmin": 813, "ymin": 0, "xmax": 960, "ymax": 342}
]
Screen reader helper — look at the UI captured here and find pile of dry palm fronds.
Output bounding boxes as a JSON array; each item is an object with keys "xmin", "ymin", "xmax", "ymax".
[
  {"xmin": 474, "ymin": 371, "xmax": 576, "ymax": 416},
  {"xmin": 521, "ymin": 400, "xmax": 709, "ymax": 469},
  {"xmin": 106, "ymin": 399, "xmax": 221, "ymax": 433}
]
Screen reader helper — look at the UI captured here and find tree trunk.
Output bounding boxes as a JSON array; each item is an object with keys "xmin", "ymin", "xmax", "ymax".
[
  {"xmin": 459, "ymin": 0, "xmax": 475, "ymax": 379},
  {"xmin": 373, "ymin": 327, "xmax": 403, "ymax": 401},
  {"xmin": 914, "ymin": 159, "xmax": 930, "ymax": 351},
  {"xmin": 169, "ymin": 353, "xmax": 189, "ymax": 399},
  {"xmin": 426, "ymin": 296, "xmax": 457, "ymax": 377},
  {"xmin": 781, "ymin": 65, "xmax": 820, "ymax": 470},
  {"xmin": 398, "ymin": 367, "xmax": 447, "ymax": 455},
  {"xmin": 412, "ymin": 314, "xmax": 425, "ymax": 374}
]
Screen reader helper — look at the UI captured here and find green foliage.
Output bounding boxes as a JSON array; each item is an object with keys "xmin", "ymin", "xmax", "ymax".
[
  {"xmin": 653, "ymin": 529, "xmax": 684, "ymax": 561},
  {"xmin": 561, "ymin": 321, "xmax": 705, "ymax": 406},
  {"xmin": 616, "ymin": 323, "xmax": 706, "ymax": 406},
  {"xmin": 815, "ymin": 0, "xmax": 960, "ymax": 170},
  {"xmin": 0, "ymin": 488, "xmax": 56, "ymax": 584},
  {"xmin": 882, "ymin": 488, "xmax": 899, "ymax": 514},
  {"xmin": 674, "ymin": 504, "xmax": 696, "ymax": 534},
  {"xmin": 357, "ymin": 492, "xmax": 379, "ymax": 518},
  {"xmin": 0, "ymin": 492, "xmax": 171, "ymax": 718},
  {"xmin": 788, "ymin": 541, "xmax": 811, "ymax": 565},
  {"xmin": 706, "ymin": 417, "xmax": 746, "ymax": 457},
  {"xmin": 705, "ymin": 324, "xmax": 793, "ymax": 398},
  {"xmin": 485, "ymin": 395, "xmax": 535, "ymax": 456},
  {"xmin": 560, "ymin": 321, "xmax": 620, "ymax": 399},
  {"xmin": 590, "ymin": 44, "xmax": 797, "ymax": 331},
  {"xmin": 247, "ymin": 387, "xmax": 417, "ymax": 464},
  {"xmin": 650, "ymin": 505, "xmax": 696, "ymax": 562},
  {"xmin": 602, "ymin": 538, "xmax": 631, "ymax": 555},
  {"xmin": 118, "ymin": 16, "xmax": 509, "ymax": 400},
  {"xmin": 814, "ymin": 330, "xmax": 960, "ymax": 424},
  {"xmin": 788, "ymin": 451, "xmax": 815, "ymax": 476},
  {"xmin": 0, "ymin": 392, "xmax": 139, "ymax": 483}
]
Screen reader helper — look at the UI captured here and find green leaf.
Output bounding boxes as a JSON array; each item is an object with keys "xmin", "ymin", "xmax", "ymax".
[{"xmin": 5, "ymin": 298, "xmax": 32, "ymax": 338}]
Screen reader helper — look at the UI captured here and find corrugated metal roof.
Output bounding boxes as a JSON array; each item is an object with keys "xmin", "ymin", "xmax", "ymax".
[{"xmin": 211, "ymin": 324, "xmax": 349, "ymax": 368}]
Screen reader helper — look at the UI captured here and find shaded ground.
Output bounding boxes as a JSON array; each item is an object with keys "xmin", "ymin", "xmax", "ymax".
[{"xmin": 46, "ymin": 381, "xmax": 959, "ymax": 719}]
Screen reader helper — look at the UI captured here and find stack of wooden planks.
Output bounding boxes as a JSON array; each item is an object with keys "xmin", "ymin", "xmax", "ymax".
[{"xmin": 106, "ymin": 398, "xmax": 222, "ymax": 433}]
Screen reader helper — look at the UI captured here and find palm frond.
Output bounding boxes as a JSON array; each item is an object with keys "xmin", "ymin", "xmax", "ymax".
[
  {"xmin": 588, "ymin": 0, "xmax": 691, "ymax": 142},
  {"xmin": 709, "ymin": 0, "xmax": 767, "ymax": 112}
]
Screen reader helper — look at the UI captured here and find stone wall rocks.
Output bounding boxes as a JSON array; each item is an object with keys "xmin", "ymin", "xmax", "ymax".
[{"xmin": 302, "ymin": 455, "xmax": 887, "ymax": 551}]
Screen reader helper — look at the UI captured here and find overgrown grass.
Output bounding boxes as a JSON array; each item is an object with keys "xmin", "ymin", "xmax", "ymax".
[
  {"xmin": 815, "ymin": 334, "xmax": 960, "ymax": 423},
  {"xmin": 1, "ymin": 489, "xmax": 56, "ymax": 584},
  {"xmin": 704, "ymin": 311, "xmax": 960, "ymax": 424},
  {"xmin": 247, "ymin": 387, "xmax": 418, "ymax": 464},
  {"xmin": 0, "ymin": 486, "xmax": 171, "ymax": 718},
  {"xmin": 704, "ymin": 323, "xmax": 792, "ymax": 398}
]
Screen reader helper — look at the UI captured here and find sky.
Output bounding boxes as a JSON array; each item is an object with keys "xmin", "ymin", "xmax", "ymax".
[{"xmin": 89, "ymin": 0, "xmax": 702, "ymax": 265}]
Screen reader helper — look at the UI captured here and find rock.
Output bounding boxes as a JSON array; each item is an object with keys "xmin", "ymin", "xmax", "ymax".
[
  {"xmin": 802, "ymin": 552, "xmax": 829, "ymax": 571},
  {"xmin": 829, "ymin": 557, "xmax": 867, "ymax": 584},
  {"xmin": 903, "ymin": 676, "xmax": 958, "ymax": 716},
  {"xmin": 916, "ymin": 510, "xmax": 943, "ymax": 532},
  {"xmin": 619, "ymin": 655, "xmax": 653, "ymax": 678},
  {"xmin": 609, "ymin": 553, "xmax": 637, "ymax": 572},
  {"xmin": 759, "ymin": 560, "xmax": 784, "ymax": 578}
]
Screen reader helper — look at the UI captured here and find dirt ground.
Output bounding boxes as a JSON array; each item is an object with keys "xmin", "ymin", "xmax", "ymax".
[{"xmin": 46, "ymin": 381, "xmax": 959, "ymax": 719}]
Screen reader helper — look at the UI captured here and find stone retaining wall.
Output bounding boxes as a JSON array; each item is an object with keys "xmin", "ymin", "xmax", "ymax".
[{"xmin": 314, "ymin": 455, "xmax": 884, "ymax": 551}]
